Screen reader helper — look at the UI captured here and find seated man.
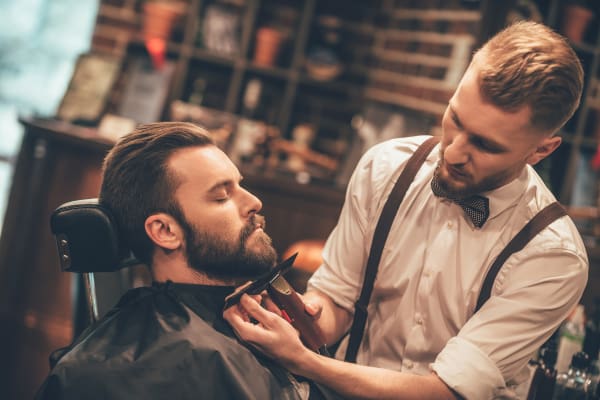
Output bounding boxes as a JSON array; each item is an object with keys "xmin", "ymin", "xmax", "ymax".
[{"xmin": 35, "ymin": 122, "xmax": 334, "ymax": 400}]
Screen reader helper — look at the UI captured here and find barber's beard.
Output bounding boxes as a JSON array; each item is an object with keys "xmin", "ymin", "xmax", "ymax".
[
  {"xmin": 182, "ymin": 215, "xmax": 277, "ymax": 281},
  {"xmin": 433, "ymin": 155, "xmax": 517, "ymax": 200},
  {"xmin": 433, "ymin": 161, "xmax": 478, "ymax": 199}
]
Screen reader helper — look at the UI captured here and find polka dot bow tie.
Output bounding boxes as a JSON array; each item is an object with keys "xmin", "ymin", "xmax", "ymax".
[{"xmin": 430, "ymin": 176, "xmax": 490, "ymax": 228}]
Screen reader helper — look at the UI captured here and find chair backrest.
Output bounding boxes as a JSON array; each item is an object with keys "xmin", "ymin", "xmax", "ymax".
[
  {"xmin": 50, "ymin": 198, "xmax": 137, "ymax": 273},
  {"xmin": 50, "ymin": 198, "xmax": 140, "ymax": 324}
]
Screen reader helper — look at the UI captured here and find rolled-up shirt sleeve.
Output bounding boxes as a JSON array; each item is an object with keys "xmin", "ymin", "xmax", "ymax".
[
  {"xmin": 432, "ymin": 336, "xmax": 506, "ymax": 399},
  {"xmin": 432, "ymin": 229, "xmax": 588, "ymax": 399}
]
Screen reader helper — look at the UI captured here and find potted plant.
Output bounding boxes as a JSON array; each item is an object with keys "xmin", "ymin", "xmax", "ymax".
[{"xmin": 142, "ymin": 0, "xmax": 187, "ymax": 68}]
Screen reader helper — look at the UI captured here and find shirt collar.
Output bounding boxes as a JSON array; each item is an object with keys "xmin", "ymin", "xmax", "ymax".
[{"xmin": 481, "ymin": 167, "xmax": 529, "ymax": 221}]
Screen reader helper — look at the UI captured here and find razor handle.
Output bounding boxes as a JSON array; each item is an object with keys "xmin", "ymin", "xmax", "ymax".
[{"xmin": 267, "ymin": 275, "xmax": 330, "ymax": 356}]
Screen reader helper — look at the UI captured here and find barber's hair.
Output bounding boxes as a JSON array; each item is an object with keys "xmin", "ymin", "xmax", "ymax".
[
  {"xmin": 475, "ymin": 20, "xmax": 584, "ymax": 133},
  {"xmin": 99, "ymin": 122, "xmax": 215, "ymax": 265}
]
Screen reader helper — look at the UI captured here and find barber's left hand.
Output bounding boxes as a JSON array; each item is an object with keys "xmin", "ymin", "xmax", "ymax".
[{"xmin": 224, "ymin": 293, "xmax": 310, "ymax": 370}]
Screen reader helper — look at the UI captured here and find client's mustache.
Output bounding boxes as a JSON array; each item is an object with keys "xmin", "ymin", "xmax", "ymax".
[
  {"xmin": 240, "ymin": 214, "xmax": 266, "ymax": 242},
  {"xmin": 253, "ymin": 214, "xmax": 265, "ymax": 230}
]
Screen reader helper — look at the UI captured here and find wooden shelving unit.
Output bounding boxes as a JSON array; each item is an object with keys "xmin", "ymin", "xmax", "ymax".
[
  {"xmin": 91, "ymin": 0, "xmax": 483, "ymax": 183},
  {"xmin": 559, "ymin": 15, "xmax": 600, "ymax": 205}
]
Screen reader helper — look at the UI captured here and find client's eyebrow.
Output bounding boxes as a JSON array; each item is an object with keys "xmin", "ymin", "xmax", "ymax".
[
  {"xmin": 206, "ymin": 174, "xmax": 244, "ymax": 194},
  {"xmin": 207, "ymin": 180, "xmax": 233, "ymax": 194}
]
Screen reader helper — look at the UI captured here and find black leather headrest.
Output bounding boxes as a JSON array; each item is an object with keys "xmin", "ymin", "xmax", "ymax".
[{"xmin": 50, "ymin": 199, "xmax": 136, "ymax": 272}]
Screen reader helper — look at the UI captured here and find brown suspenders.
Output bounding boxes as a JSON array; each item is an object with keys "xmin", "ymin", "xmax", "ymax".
[{"xmin": 344, "ymin": 136, "xmax": 567, "ymax": 363}]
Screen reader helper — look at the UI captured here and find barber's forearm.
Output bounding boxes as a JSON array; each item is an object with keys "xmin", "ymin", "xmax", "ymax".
[
  {"xmin": 303, "ymin": 290, "xmax": 352, "ymax": 344},
  {"xmin": 290, "ymin": 351, "xmax": 459, "ymax": 400}
]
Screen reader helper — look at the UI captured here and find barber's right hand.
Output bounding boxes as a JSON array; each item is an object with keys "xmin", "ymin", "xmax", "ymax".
[{"xmin": 224, "ymin": 293, "xmax": 311, "ymax": 373}]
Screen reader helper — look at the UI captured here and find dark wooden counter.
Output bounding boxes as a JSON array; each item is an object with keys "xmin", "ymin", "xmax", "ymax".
[{"xmin": 0, "ymin": 116, "xmax": 345, "ymax": 400}]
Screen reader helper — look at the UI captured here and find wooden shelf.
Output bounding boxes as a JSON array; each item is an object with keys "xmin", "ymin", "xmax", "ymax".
[
  {"xmin": 554, "ymin": 0, "xmax": 600, "ymax": 204},
  {"xmin": 89, "ymin": 0, "xmax": 485, "ymax": 148},
  {"xmin": 191, "ymin": 47, "xmax": 237, "ymax": 66},
  {"xmin": 245, "ymin": 62, "xmax": 293, "ymax": 79}
]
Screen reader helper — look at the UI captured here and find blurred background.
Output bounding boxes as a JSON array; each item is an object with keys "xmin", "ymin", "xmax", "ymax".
[{"xmin": 2, "ymin": 0, "xmax": 600, "ymax": 398}]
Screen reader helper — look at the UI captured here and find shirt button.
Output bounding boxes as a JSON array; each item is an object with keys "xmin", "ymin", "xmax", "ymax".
[
  {"xmin": 405, "ymin": 360, "xmax": 414, "ymax": 369},
  {"xmin": 415, "ymin": 315, "xmax": 424, "ymax": 325},
  {"xmin": 447, "ymin": 221, "xmax": 453, "ymax": 228},
  {"xmin": 423, "ymin": 270, "xmax": 430, "ymax": 278}
]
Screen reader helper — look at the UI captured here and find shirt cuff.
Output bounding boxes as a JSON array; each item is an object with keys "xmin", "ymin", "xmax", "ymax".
[{"xmin": 431, "ymin": 336, "xmax": 506, "ymax": 400}]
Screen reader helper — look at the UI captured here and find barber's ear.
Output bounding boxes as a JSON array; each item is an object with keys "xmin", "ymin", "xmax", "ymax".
[
  {"xmin": 527, "ymin": 135, "xmax": 561, "ymax": 166},
  {"xmin": 144, "ymin": 213, "xmax": 183, "ymax": 250}
]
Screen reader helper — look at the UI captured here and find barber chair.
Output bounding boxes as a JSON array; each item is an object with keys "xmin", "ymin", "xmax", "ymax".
[{"xmin": 50, "ymin": 199, "xmax": 143, "ymax": 328}]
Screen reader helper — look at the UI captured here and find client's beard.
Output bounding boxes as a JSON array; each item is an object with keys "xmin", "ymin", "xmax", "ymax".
[{"xmin": 181, "ymin": 214, "xmax": 277, "ymax": 281}]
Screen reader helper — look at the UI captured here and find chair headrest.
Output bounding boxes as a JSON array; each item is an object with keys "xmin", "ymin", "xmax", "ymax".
[{"xmin": 50, "ymin": 199, "xmax": 137, "ymax": 273}]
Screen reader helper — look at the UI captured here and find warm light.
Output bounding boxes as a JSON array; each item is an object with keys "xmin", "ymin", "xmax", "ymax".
[{"xmin": 146, "ymin": 37, "xmax": 166, "ymax": 70}]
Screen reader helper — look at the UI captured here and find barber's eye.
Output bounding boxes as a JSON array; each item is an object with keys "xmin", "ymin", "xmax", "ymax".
[
  {"xmin": 472, "ymin": 138, "xmax": 485, "ymax": 148},
  {"xmin": 472, "ymin": 137, "xmax": 497, "ymax": 152}
]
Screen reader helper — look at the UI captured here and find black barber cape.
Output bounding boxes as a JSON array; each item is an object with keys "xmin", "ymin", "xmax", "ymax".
[{"xmin": 35, "ymin": 282, "xmax": 325, "ymax": 400}]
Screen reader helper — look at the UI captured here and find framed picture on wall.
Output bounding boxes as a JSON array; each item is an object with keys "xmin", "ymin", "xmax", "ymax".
[
  {"xmin": 118, "ymin": 56, "xmax": 176, "ymax": 124},
  {"xmin": 56, "ymin": 53, "xmax": 122, "ymax": 124}
]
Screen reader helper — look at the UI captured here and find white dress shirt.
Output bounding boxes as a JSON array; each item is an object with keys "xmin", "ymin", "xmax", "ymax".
[{"xmin": 308, "ymin": 136, "xmax": 588, "ymax": 399}]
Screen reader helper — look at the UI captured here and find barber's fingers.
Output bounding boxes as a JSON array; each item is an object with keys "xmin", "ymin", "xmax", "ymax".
[
  {"xmin": 261, "ymin": 294, "xmax": 283, "ymax": 316},
  {"xmin": 304, "ymin": 301, "xmax": 322, "ymax": 319},
  {"xmin": 225, "ymin": 295, "xmax": 312, "ymax": 370},
  {"xmin": 301, "ymin": 293, "xmax": 323, "ymax": 319},
  {"xmin": 224, "ymin": 294, "xmax": 302, "ymax": 357},
  {"xmin": 240, "ymin": 293, "xmax": 292, "ymax": 331},
  {"xmin": 224, "ymin": 294, "xmax": 283, "ymax": 335},
  {"xmin": 249, "ymin": 293, "xmax": 262, "ymax": 303},
  {"xmin": 223, "ymin": 299, "xmax": 269, "ymax": 346},
  {"xmin": 224, "ymin": 305, "xmax": 246, "ymax": 327}
]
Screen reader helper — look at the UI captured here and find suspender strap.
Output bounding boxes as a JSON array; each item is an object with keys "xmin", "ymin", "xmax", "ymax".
[
  {"xmin": 474, "ymin": 201, "xmax": 567, "ymax": 313},
  {"xmin": 344, "ymin": 136, "xmax": 440, "ymax": 363}
]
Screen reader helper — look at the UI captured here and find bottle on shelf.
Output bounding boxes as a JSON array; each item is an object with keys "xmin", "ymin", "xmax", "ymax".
[
  {"xmin": 552, "ymin": 351, "xmax": 592, "ymax": 399},
  {"xmin": 585, "ymin": 298, "xmax": 600, "ymax": 399},
  {"xmin": 253, "ymin": 26, "xmax": 284, "ymax": 67},
  {"xmin": 556, "ymin": 304, "xmax": 586, "ymax": 374},
  {"xmin": 527, "ymin": 340, "xmax": 558, "ymax": 400},
  {"xmin": 230, "ymin": 78, "xmax": 266, "ymax": 165},
  {"xmin": 584, "ymin": 298, "xmax": 600, "ymax": 371},
  {"xmin": 240, "ymin": 78, "xmax": 262, "ymax": 120},
  {"xmin": 188, "ymin": 78, "xmax": 206, "ymax": 106}
]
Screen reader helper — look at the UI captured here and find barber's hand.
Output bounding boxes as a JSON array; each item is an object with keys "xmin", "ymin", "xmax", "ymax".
[
  {"xmin": 262, "ymin": 290, "xmax": 321, "ymax": 320},
  {"xmin": 224, "ymin": 293, "xmax": 310, "ymax": 370},
  {"xmin": 302, "ymin": 291, "xmax": 324, "ymax": 320}
]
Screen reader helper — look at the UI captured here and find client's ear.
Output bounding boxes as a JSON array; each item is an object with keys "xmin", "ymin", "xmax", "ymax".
[{"xmin": 145, "ymin": 213, "xmax": 183, "ymax": 250}]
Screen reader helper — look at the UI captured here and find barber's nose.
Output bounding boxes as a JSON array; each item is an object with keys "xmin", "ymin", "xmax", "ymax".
[{"xmin": 444, "ymin": 133, "xmax": 469, "ymax": 165}]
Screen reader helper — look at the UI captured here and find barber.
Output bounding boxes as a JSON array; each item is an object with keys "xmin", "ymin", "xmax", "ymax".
[{"xmin": 224, "ymin": 20, "xmax": 589, "ymax": 399}]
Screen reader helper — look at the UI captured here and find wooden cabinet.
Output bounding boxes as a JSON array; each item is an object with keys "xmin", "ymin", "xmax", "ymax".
[
  {"xmin": 0, "ymin": 116, "xmax": 344, "ymax": 400},
  {"xmin": 0, "ymin": 119, "xmax": 110, "ymax": 400}
]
